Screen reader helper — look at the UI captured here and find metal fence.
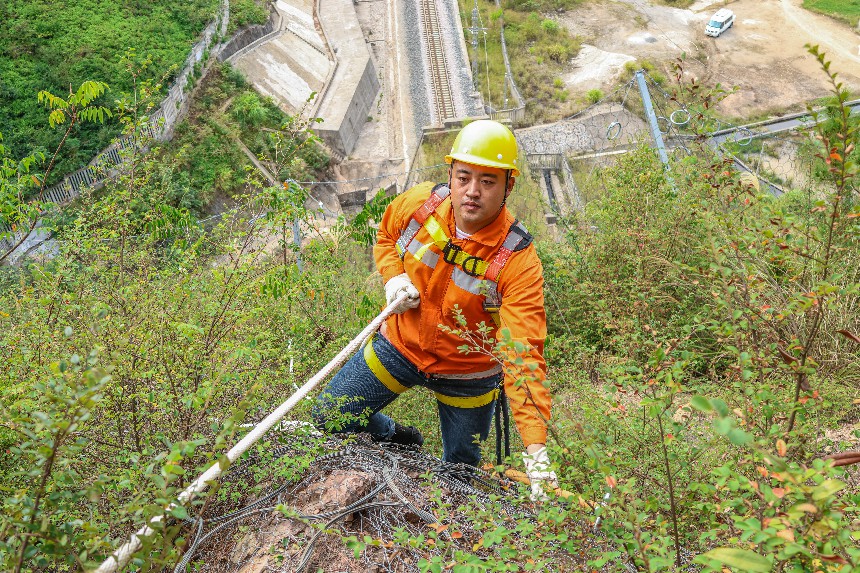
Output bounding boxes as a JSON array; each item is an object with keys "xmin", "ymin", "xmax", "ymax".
[
  {"xmin": 486, "ymin": 0, "xmax": 525, "ymax": 126},
  {"xmin": 516, "ymin": 70, "xmax": 833, "ymax": 220}
]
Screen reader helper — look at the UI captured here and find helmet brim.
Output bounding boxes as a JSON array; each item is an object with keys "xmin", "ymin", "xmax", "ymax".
[{"xmin": 445, "ymin": 153, "xmax": 521, "ymax": 178}]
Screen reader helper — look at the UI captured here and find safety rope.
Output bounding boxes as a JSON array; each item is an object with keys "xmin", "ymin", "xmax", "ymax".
[{"xmin": 93, "ymin": 292, "xmax": 410, "ymax": 573}]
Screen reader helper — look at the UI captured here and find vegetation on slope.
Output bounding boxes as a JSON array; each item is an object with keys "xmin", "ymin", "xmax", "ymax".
[
  {"xmin": 462, "ymin": 0, "xmax": 583, "ymax": 123},
  {"xmin": 0, "ymin": 92, "xmax": 352, "ymax": 569},
  {"xmin": 157, "ymin": 63, "xmax": 329, "ymax": 214},
  {"xmin": 0, "ymin": 0, "xmax": 271, "ymax": 186},
  {"xmin": 468, "ymin": 0, "xmax": 662, "ymax": 124},
  {"xmin": 1, "ymin": 47, "xmax": 859, "ymax": 572},
  {"xmin": 803, "ymin": 0, "xmax": 860, "ymax": 27},
  {"xmin": 1, "ymin": 60, "xmax": 330, "ymax": 254},
  {"xmin": 0, "ymin": 0, "xmax": 219, "ymax": 180}
]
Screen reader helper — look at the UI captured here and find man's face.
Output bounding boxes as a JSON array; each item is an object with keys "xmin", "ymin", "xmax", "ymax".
[{"xmin": 449, "ymin": 162, "xmax": 513, "ymax": 235}]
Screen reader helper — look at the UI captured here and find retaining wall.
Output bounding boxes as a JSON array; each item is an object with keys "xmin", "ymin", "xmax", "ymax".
[
  {"xmin": 219, "ymin": 5, "xmax": 282, "ymax": 63},
  {"xmin": 316, "ymin": 58, "xmax": 379, "ymax": 158},
  {"xmin": 314, "ymin": 0, "xmax": 380, "ymax": 159}
]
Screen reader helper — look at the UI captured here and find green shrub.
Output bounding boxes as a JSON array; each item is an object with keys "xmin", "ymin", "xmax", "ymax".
[
  {"xmin": 586, "ymin": 88, "xmax": 603, "ymax": 103},
  {"xmin": 232, "ymin": 91, "xmax": 269, "ymax": 127},
  {"xmin": 229, "ymin": 0, "xmax": 270, "ymax": 34},
  {"xmin": 542, "ymin": 49, "xmax": 860, "ymax": 570},
  {"xmin": 541, "ymin": 18, "xmax": 559, "ymax": 34},
  {"xmin": 803, "ymin": 0, "xmax": 860, "ymax": 27},
  {"xmin": 539, "ymin": 43, "xmax": 573, "ymax": 63},
  {"xmin": 0, "ymin": 0, "xmax": 220, "ymax": 183}
]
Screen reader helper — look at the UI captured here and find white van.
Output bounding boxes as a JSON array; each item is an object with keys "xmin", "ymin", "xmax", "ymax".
[{"xmin": 705, "ymin": 8, "xmax": 734, "ymax": 37}]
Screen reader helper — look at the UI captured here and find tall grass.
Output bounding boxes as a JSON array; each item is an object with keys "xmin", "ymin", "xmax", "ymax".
[
  {"xmin": 803, "ymin": 0, "xmax": 860, "ymax": 26},
  {"xmin": 459, "ymin": 0, "xmax": 583, "ymax": 123}
]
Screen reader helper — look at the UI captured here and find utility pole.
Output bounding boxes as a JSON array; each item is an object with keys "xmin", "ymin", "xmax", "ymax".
[
  {"xmin": 468, "ymin": 0, "xmax": 485, "ymax": 92},
  {"xmin": 635, "ymin": 70, "xmax": 669, "ymax": 166}
]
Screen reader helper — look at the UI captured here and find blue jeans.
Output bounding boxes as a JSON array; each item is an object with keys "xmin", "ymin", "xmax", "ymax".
[{"xmin": 312, "ymin": 334, "xmax": 501, "ymax": 466}]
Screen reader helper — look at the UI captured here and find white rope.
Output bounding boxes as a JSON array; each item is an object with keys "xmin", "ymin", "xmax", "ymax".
[{"xmin": 95, "ymin": 293, "xmax": 408, "ymax": 573}]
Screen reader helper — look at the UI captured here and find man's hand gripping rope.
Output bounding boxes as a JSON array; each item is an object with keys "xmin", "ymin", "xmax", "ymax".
[{"xmin": 385, "ymin": 273, "xmax": 420, "ymax": 314}]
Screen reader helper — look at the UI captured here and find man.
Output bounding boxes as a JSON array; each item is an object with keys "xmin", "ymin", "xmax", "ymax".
[{"xmin": 313, "ymin": 120, "xmax": 557, "ymax": 499}]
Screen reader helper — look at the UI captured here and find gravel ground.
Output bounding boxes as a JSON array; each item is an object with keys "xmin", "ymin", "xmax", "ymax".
[
  {"xmin": 403, "ymin": 0, "xmax": 433, "ymax": 138},
  {"xmin": 558, "ymin": 0, "xmax": 860, "ymax": 119},
  {"xmin": 353, "ymin": 0, "xmax": 485, "ymax": 166},
  {"xmin": 434, "ymin": 0, "xmax": 485, "ymax": 119}
]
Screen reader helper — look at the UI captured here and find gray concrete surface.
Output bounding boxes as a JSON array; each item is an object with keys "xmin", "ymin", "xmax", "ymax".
[
  {"xmin": 231, "ymin": 0, "xmax": 382, "ymax": 160},
  {"xmin": 231, "ymin": 0, "xmax": 332, "ymax": 114},
  {"xmin": 314, "ymin": 0, "xmax": 381, "ymax": 158}
]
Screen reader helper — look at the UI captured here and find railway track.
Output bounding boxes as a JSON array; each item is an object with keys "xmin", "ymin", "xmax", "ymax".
[{"xmin": 419, "ymin": 0, "xmax": 455, "ymax": 123}]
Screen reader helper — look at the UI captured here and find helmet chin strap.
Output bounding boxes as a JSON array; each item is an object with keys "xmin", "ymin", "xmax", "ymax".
[
  {"xmin": 492, "ymin": 170, "xmax": 514, "ymax": 225},
  {"xmin": 501, "ymin": 169, "xmax": 512, "ymax": 208}
]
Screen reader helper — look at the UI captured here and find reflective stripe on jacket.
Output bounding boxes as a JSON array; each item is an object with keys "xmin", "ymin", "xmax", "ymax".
[{"xmin": 374, "ymin": 181, "xmax": 550, "ymax": 446}]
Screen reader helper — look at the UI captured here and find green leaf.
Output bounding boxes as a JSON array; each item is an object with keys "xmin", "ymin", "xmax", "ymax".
[
  {"xmin": 700, "ymin": 548, "xmax": 772, "ymax": 572},
  {"xmin": 812, "ymin": 479, "xmax": 845, "ymax": 501},
  {"xmin": 691, "ymin": 396, "xmax": 712, "ymax": 412},
  {"xmin": 714, "ymin": 417, "xmax": 733, "ymax": 435},
  {"xmin": 169, "ymin": 505, "xmax": 189, "ymax": 520},
  {"xmin": 727, "ymin": 427, "xmax": 753, "ymax": 446},
  {"xmin": 712, "ymin": 398, "xmax": 729, "ymax": 417}
]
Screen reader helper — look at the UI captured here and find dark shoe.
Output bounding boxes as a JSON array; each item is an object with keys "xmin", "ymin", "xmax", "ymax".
[{"xmin": 390, "ymin": 422, "xmax": 424, "ymax": 447}]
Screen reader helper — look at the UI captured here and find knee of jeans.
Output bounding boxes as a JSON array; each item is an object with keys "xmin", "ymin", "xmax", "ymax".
[
  {"xmin": 311, "ymin": 395, "xmax": 342, "ymax": 431},
  {"xmin": 445, "ymin": 444, "xmax": 482, "ymax": 467}
]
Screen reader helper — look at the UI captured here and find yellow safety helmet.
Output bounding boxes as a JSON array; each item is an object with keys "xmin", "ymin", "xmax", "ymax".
[{"xmin": 445, "ymin": 119, "xmax": 520, "ymax": 177}]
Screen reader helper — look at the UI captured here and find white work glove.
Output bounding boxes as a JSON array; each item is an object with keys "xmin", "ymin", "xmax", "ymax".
[
  {"xmin": 522, "ymin": 446, "xmax": 559, "ymax": 501},
  {"xmin": 384, "ymin": 273, "xmax": 420, "ymax": 314}
]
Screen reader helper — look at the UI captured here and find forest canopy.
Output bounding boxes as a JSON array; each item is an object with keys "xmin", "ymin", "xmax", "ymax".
[{"xmin": 0, "ymin": 0, "xmax": 219, "ymax": 179}]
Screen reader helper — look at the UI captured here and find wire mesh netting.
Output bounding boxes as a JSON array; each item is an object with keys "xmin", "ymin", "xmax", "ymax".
[
  {"xmin": 173, "ymin": 431, "xmax": 592, "ymax": 572},
  {"xmin": 511, "ymin": 71, "xmax": 843, "ymax": 220}
]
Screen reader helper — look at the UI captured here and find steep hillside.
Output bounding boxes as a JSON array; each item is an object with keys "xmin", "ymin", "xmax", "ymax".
[{"xmin": 0, "ymin": 0, "xmax": 219, "ymax": 180}]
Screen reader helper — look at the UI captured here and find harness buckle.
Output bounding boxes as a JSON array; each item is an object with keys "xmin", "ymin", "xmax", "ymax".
[
  {"xmin": 442, "ymin": 240, "xmax": 461, "ymax": 265},
  {"xmin": 461, "ymin": 255, "xmax": 483, "ymax": 277},
  {"xmin": 443, "ymin": 240, "xmax": 485, "ymax": 277}
]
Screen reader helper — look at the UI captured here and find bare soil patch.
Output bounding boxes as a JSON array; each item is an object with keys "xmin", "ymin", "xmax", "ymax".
[{"xmin": 558, "ymin": 0, "xmax": 860, "ymax": 120}]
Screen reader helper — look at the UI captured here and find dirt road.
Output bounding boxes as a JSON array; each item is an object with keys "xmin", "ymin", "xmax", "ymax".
[
  {"xmin": 779, "ymin": 0, "xmax": 860, "ymax": 67},
  {"xmin": 345, "ymin": 0, "xmax": 860, "ymax": 169},
  {"xmin": 559, "ymin": 0, "xmax": 860, "ymax": 120}
]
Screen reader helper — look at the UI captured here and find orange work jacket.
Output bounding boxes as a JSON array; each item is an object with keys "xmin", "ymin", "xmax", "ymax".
[{"xmin": 374, "ymin": 181, "xmax": 550, "ymax": 447}]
